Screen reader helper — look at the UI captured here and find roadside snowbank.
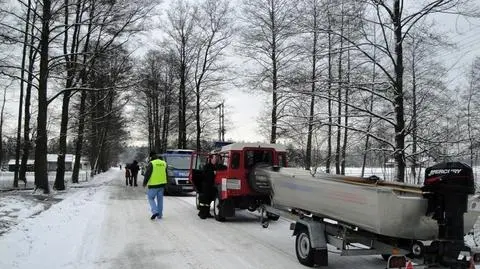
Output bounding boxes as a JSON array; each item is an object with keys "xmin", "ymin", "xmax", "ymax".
[{"xmin": 0, "ymin": 168, "xmax": 119, "ymax": 269}]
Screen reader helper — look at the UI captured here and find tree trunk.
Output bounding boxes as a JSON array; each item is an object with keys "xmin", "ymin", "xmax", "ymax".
[
  {"xmin": 152, "ymin": 94, "xmax": 160, "ymax": 152},
  {"xmin": 326, "ymin": 27, "xmax": 333, "ymax": 174},
  {"xmin": 411, "ymin": 46, "xmax": 418, "ymax": 184},
  {"xmin": 162, "ymin": 83, "xmax": 170, "ymax": 152},
  {"xmin": 54, "ymin": 0, "xmax": 83, "ymax": 190},
  {"xmin": 341, "ymin": 37, "xmax": 350, "ymax": 175},
  {"xmin": 72, "ymin": 90, "xmax": 86, "ymax": 183},
  {"xmin": 270, "ymin": 3, "xmax": 278, "ymax": 144},
  {"xmin": 19, "ymin": 10, "xmax": 38, "ymax": 184},
  {"xmin": 361, "ymin": 25, "xmax": 377, "ymax": 178},
  {"xmin": 0, "ymin": 83, "xmax": 6, "ymax": 169},
  {"xmin": 195, "ymin": 89, "xmax": 201, "ymax": 151},
  {"xmin": 147, "ymin": 96, "xmax": 153, "ymax": 151},
  {"xmin": 305, "ymin": 3, "xmax": 318, "ymax": 171},
  {"xmin": 89, "ymin": 91, "xmax": 98, "ymax": 174},
  {"xmin": 34, "ymin": 0, "xmax": 51, "ymax": 194},
  {"xmin": 14, "ymin": 0, "xmax": 32, "ymax": 188},
  {"xmin": 361, "ymin": 76, "xmax": 376, "ymax": 178},
  {"xmin": 154, "ymin": 95, "xmax": 161, "ymax": 152},
  {"xmin": 335, "ymin": 9, "xmax": 344, "ymax": 175},
  {"xmin": 53, "ymin": 90, "xmax": 70, "ymax": 190},
  {"xmin": 178, "ymin": 58, "xmax": 186, "ymax": 149},
  {"xmin": 72, "ymin": 0, "xmax": 93, "ymax": 183},
  {"xmin": 393, "ymin": 0, "xmax": 406, "ymax": 182}
]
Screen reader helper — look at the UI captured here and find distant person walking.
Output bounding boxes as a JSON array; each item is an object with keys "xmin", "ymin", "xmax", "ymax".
[
  {"xmin": 143, "ymin": 152, "xmax": 168, "ymax": 220},
  {"xmin": 129, "ymin": 160, "xmax": 140, "ymax": 187},
  {"xmin": 125, "ymin": 165, "xmax": 132, "ymax": 186}
]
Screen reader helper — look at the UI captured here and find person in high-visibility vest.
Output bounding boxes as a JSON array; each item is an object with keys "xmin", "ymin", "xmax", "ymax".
[{"xmin": 143, "ymin": 151, "xmax": 168, "ymax": 220}]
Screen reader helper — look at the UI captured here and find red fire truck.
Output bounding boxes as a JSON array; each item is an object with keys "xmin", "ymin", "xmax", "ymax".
[{"xmin": 189, "ymin": 143, "xmax": 288, "ymax": 221}]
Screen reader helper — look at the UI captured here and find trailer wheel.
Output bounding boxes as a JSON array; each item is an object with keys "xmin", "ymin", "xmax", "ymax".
[
  {"xmin": 267, "ymin": 212, "xmax": 280, "ymax": 221},
  {"xmin": 381, "ymin": 254, "xmax": 390, "ymax": 261},
  {"xmin": 295, "ymin": 229, "xmax": 315, "ymax": 267},
  {"xmin": 195, "ymin": 192, "xmax": 200, "ymax": 210},
  {"xmin": 213, "ymin": 194, "xmax": 226, "ymax": 222}
]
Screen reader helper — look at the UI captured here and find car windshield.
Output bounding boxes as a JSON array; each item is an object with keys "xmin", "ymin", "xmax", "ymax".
[{"xmin": 164, "ymin": 155, "xmax": 191, "ymax": 170}]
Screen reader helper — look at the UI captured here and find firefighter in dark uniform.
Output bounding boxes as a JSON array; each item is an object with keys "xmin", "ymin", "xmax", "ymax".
[
  {"xmin": 198, "ymin": 154, "xmax": 227, "ymax": 219},
  {"xmin": 198, "ymin": 155, "xmax": 216, "ymax": 219}
]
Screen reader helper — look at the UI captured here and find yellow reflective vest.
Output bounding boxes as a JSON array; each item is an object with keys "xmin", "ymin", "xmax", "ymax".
[{"xmin": 147, "ymin": 159, "xmax": 167, "ymax": 186}]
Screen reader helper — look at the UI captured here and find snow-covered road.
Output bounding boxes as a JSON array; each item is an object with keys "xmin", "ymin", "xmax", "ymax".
[{"xmin": 0, "ymin": 168, "xmax": 387, "ymax": 269}]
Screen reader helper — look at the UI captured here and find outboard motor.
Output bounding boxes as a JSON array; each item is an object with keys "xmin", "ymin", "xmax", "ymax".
[{"xmin": 422, "ymin": 162, "xmax": 475, "ymax": 267}]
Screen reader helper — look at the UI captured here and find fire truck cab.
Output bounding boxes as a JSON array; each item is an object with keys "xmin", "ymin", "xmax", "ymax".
[{"xmin": 189, "ymin": 143, "xmax": 287, "ymax": 222}]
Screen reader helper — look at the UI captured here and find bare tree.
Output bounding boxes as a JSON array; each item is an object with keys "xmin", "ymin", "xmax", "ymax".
[
  {"xmin": 192, "ymin": 0, "xmax": 233, "ymax": 150},
  {"xmin": 166, "ymin": 0, "xmax": 198, "ymax": 149},
  {"xmin": 240, "ymin": 0, "xmax": 298, "ymax": 144},
  {"xmin": 294, "ymin": 0, "xmax": 323, "ymax": 170},
  {"xmin": 52, "ymin": 0, "xmax": 158, "ymax": 187},
  {"xmin": 463, "ymin": 57, "xmax": 480, "ymax": 167},
  {"xmin": 0, "ymin": 80, "xmax": 12, "ymax": 168}
]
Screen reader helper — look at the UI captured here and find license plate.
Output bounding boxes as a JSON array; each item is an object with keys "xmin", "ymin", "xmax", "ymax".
[{"xmin": 182, "ymin": 186, "xmax": 193, "ymax": 190}]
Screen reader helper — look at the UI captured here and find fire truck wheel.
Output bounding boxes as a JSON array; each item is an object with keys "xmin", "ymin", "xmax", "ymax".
[
  {"xmin": 295, "ymin": 229, "xmax": 315, "ymax": 267},
  {"xmin": 195, "ymin": 192, "xmax": 200, "ymax": 210},
  {"xmin": 213, "ymin": 194, "xmax": 226, "ymax": 222}
]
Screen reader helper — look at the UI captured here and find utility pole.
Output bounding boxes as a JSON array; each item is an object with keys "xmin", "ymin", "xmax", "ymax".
[{"xmin": 215, "ymin": 101, "xmax": 225, "ymax": 142}]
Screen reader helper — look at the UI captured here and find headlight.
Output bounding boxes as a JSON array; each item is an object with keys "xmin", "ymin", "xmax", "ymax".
[{"xmin": 167, "ymin": 170, "xmax": 174, "ymax": 177}]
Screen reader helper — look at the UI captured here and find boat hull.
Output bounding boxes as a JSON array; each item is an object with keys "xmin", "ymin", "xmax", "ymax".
[{"xmin": 258, "ymin": 167, "xmax": 479, "ymax": 240}]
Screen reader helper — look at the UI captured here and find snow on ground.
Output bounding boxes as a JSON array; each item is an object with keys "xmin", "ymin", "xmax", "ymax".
[
  {"xmin": 0, "ymin": 169, "xmax": 116, "ymax": 269},
  {"xmin": 1, "ymin": 166, "xmax": 479, "ymax": 269},
  {"xmin": 0, "ymin": 195, "xmax": 47, "ymax": 235}
]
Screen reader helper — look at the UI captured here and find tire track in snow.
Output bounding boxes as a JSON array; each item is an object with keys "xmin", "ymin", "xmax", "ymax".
[{"xmin": 168, "ymin": 195, "xmax": 298, "ymax": 261}]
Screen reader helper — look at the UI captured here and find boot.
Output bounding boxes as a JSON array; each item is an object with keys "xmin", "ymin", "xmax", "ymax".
[{"xmin": 198, "ymin": 206, "xmax": 209, "ymax": 219}]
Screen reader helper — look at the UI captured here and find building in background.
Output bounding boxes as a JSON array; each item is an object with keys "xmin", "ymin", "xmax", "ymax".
[{"xmin": 7, "ymin": 154, "xmax": 90, "ymax": 172}]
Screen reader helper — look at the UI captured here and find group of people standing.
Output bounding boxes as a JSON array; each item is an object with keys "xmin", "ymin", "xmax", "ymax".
[
  {"xmin": 138, "ymin": 151, "xmax": 226, "ymax": 221},
  {"xmin": 124, "ymin": 160, "xmax": 140, "ymax": 187}
]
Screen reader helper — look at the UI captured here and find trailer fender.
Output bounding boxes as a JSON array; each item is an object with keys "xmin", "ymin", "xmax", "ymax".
[{"xmin": 291, "ymin": 220, "xmax": 327, "ymax": 250}]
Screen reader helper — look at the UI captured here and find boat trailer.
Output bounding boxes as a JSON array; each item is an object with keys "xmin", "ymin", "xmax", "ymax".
[{"xmin": 257, "ymin": 162, "xmax": 480, "ymax": 268}]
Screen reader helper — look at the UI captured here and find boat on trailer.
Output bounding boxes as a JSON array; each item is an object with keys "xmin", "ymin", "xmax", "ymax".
[
  {"xmin": 253, "ymin": 162, "xmax": 480, "ymax": 268},
  {"xmin": 255, "ymin": 166, "xmax": 480, "ymax": 240}
]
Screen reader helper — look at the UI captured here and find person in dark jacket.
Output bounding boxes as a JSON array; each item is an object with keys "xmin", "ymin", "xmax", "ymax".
[
  {"xmin": 125, "ymin": 165, "xmax": 132, "ymax": 186},
  {"xmin": 198, "ymin": 156, "xmax": 216, "ymax": 219},
  {"xmin": 197, "ymin": 154, "xmax": 226, "ymax": 219},
  {"xmin": 129, "ymin": 160, "xmax": 140, "ymax": 187}
]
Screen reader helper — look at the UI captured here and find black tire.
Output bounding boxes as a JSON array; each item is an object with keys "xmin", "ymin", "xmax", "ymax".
[
  {"xmin": 247, "ymin": 163, "xmax": 272, "ymax": 194},
  {"xmin": 295, "ymin": 229, "xmax": 315, "ymax": 267},
  {"xmin": 195, "ymin": 192, "xmax": 200, "ymax": 210},
  {"xmin": 213, "ymin": 193, "xmax": 226, "ymax": 222},
  {"xmin": 381, "ymin": 254, "xmax": 390, "ymax": 261},
  {"xmin": 267, "ymin": 212, "xmax": 280, "ymax": 221}
]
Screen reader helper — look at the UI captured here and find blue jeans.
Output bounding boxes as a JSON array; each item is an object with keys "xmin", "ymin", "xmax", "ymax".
[{"xmin": 147, "ymin": 187, "xmax": 164, "ymax": 217}]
